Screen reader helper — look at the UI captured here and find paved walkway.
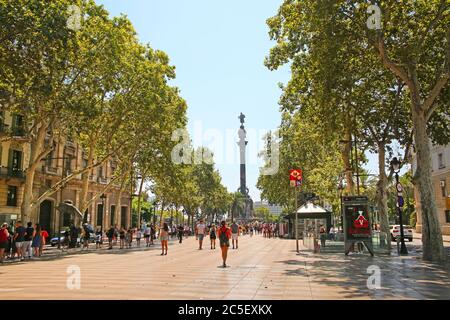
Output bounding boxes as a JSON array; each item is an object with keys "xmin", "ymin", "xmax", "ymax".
[{"xmin": 1, "ymin": 235, "xmax": 449, "ymax": 300}]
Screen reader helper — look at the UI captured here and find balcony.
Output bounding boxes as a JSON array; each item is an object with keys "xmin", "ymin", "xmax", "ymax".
[
  {"xmin": 0, "ymin": 123, "xmax": 27, "ymax": 139},
  {"xmin": 0, "ymin": 167, "xmax": 25, "ymax": 179},
  {"xmin": 12, "ymin": 127, "xmax": 26, "ymax": 137},
  {"xmin": 97, "ymin": 176, "xmax": 108, "ymax": 184},
  {"xmin": 66, "ymin": 140, "xmax": 76, "ymax": 148},
  {"xmin": 43, "ymin": 166, "xmax": 58, "ymax": 175}
]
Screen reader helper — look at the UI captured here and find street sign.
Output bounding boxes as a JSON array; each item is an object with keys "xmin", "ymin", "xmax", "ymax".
[
  {"xmin": 398, "ymin": 196, "xmax": 404, "ymax": 208},
  {"xmin": 290, "ymin": 169, "xmax": 302, "ymax": 187}
]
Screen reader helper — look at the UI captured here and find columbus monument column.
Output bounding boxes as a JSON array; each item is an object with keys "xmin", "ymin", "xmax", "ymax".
[{"xmin": 237, "ymin": 112, "xmax": 253, "ymax": 220}]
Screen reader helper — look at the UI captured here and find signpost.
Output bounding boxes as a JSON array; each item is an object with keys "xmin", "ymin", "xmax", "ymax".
[
  {"xmin": 343, "ymin": 196, "xmax": 374, "ymax": 256},
  {"xmin": 290, "ymin": 169, "xmax": 302, "ymax": 253}
]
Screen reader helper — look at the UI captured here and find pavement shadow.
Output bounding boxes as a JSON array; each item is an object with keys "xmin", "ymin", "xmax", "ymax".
[
  {"xmin": 276, "ymin": 247, "xmax": 450, "ymax": 300},
  {"xmin": 1, "ymin": 239, "xmax": 184, "ymax": 265}
]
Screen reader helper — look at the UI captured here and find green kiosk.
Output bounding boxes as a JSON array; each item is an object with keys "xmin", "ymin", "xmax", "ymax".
[{"xmin": 343, "ymin": 196, "xmax": 374, "ymax": 257}]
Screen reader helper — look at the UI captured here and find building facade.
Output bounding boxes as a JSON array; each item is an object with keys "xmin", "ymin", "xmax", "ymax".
[
  {"xmin": 412, "ymin": 143, "xmax": 450, "ymax": 235},
  {"xmin": 253, "ymin": 201, "xmax": 283, "ymax": 216},
  {"xmin": 0, "ymin": 111, "xmax": 131, "ymax": 236}
]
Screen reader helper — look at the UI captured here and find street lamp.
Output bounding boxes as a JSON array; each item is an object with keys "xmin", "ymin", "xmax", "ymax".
[
  {"xmin": 100, "ymin": 194, "xmax": 107, "ymax": 230},
  {"xmin": 337, "ymin": 179, "xmax": 345, "ymax": 231},
  {"xmin": 390, "ymin": 157, "xmax": 408, "ymax": 255}
]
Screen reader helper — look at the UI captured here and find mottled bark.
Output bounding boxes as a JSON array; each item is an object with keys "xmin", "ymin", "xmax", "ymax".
[
  {"xmin": 376, "ymin": 142, "xmax": 391, "ymax": 252},
  {"xmin": 80, "ymin": 142, "xmax": 95, "ymax": 214},
  {"xmin": 341, "ymin": 129, "xmax": 355, "ymax": 195},
  {"xmin": 412, "ymin": 106, "xmax": 446, "ymax": 261},
  {"xmin": 21, "ymin": 122, "xmax": 49, "ymax": 222}
]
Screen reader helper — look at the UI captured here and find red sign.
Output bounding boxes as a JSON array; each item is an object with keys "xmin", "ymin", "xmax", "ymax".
[
  {"xmin": 289, "ymin": 169, "xmax": 302, "ymax": 181},
  {"xmin": 290, "ymin": 169, "xmax": 302, "ymax": 187}
]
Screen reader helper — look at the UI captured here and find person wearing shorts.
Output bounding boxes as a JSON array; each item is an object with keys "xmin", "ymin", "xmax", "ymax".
[
  {"xmin": 13, "ymin": 221, "xmax": 26, "ymax": 261},
  {"xmin": 195, "ymin": 220, "xmax": 206, "ymax": 250},
  {"xmin": 23, "ymin": 222, "xmax": 34, "ymax": 259},
  {"xmin": 209, "ymin": 224, "xmax": 217, "ymax": 250},
  {"xmin": 0, "ymin": 223, "xmax": 9, "ymax": 263},
  {"xmin": 231, "ymin": 222, "xmax": 239, "ymax": 250},
  {"xmin": 218, "ymin": 221, "xmax": 232, "ymax": 268},
  {"xmin": 144, "ymin": 226, "xmax": 151, "ymax": 247},
  {"xmin": 160, "ymin": 223, "xmax": 169, "ymax": 255}
]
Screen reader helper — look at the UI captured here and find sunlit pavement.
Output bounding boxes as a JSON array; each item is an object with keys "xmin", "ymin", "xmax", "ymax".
[{"xmin": 1, "ymin": 234, "xmax": 449, "ymax": 300}]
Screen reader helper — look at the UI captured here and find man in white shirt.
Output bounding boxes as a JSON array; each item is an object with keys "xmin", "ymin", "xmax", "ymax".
[{"xmin": 196, "ymin": 219, "xmax": 207, "ymax": 250}]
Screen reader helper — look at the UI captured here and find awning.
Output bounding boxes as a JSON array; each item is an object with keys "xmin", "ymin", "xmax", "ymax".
[{"xmin": 291, "ymin": 202, "xmax": 332, "ymax": 219}]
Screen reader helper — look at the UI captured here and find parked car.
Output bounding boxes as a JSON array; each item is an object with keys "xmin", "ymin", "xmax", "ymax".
[
  {"xmin": 390, "ymin": 225, "xmax": 413, "ymax": 242},
  {"xmin": 50, "ymin": 230, "xmax": 96, "ymax": 247}
]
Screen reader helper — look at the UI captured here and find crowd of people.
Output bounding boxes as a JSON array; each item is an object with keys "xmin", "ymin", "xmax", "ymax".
[
  {"xmin": 1, "ymin": 218, "xmax": 283, "ymax": 267},
  {"xmin": 0, "ymin": 221, "xmax": 49, "ymax": 263}
]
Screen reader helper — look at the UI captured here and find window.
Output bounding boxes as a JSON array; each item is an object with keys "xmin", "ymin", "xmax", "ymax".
[
  {"xmin": 7, "ymin": 186, "xmax": 17, "ymax": 206},
  {"xmin": 46, "ymin": 150, "xmax": 53, "ymax": 168},
  {"xmin": 98, "ymin": 166, "xmax": 103, "ymax": 178},
  {"xmin": 441, "ymin": 180, "xmax": 447, "ymax": 198},
  {"xmin": 97, "ymin": 204, "xmax": 104, "ymax": 227},
  {"xmin": 438, "ymin": 153, "xmax": 445, "ymax": 169},
  {"xmin": 64, "ymin": 155, "xmax": 72, "ymax": 174},
  {"xmin": 8, "ymin": 149, "xmax": 23, "ymax": 176},
  {"xmin": 446, "ymin": 211, "xmax": 450, "ymax": 224},
  {"xmin": 11, "ymin": 114, "xmax": 24, "ymax": 136}
]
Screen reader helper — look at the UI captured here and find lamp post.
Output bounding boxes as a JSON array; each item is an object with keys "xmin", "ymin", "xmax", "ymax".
[
  {"xmin": 338, "ymin": 179, "xmax": 345, "ymax": 231},
  {"xmin": 390, "ymin": 157, "xmax": 408, "ymax": 255},
  {"xmin": 100, "ymin": 194, "xmax": 107, "ymax": 230}
]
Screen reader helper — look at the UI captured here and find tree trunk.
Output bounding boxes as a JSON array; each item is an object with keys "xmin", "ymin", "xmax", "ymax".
[
  {"xmin": 21, "ymin": 121, "xmax": 48, "ymax": 222},
  {"xmin": 136, "ymin": 173, "xmax": 147, "ymax": 229},
  {"xmin": 341, "ymin": 129, "xmax": 355, "ymax": 195},
  {"xmin": 116, "ymin": 175, "xmax": 127, "ymax": 228},
  {"xmin": 80, "ymin": 142, "xmax": 95, "ymax": 215},
  {"xmin": 376, "ymin": 142, "xmax": 391, "ymax": 252},
  {"xmin": 412, "ymin": 107, "xmax": 446, "ymax": 261},
  {"xmin": 160, "ymin": 201, "xmax": 165, "ymax": 228}
]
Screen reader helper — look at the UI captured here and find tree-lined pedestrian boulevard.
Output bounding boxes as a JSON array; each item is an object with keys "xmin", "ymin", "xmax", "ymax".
[
  {"xmin": 1, "ymin": 0, "xmax": 450, "ymax": 306},
  {"xmin": 1, "ymin": 235, "xmax": 449, "ymax": 300}
]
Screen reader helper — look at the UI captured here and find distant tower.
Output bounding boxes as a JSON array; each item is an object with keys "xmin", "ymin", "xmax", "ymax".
[
  {"xmin": 238, "ymin": 113, "xmax": 248, "ymax": 196},
  {"xmin": 237, "ymin": 113, "xmax": 253, "ymax": 220}
]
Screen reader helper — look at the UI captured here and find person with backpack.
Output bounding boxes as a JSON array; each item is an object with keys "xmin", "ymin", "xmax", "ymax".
[
  {"xmin": 209, "ymin": 224, "xmax": 217, "ymax": 250},
  {"xmin": 0, "ymin": 223, "xmax": 9, "ymax": 264},
  {"xmin": 230, "ymin": 221, "xmax": 239, "ymax": 250},
  {"xmin": 106, "ymin": 226, "xmax": 115, "ymax": 250},
  {"xmin": 218, "ymin": 221, "xmax": 232, "ymax": 268}
]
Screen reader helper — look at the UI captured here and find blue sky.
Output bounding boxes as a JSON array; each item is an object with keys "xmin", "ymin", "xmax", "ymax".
[{"xmin": 96, "ymin": 0, "xmax": 381, "ymax": 201}]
